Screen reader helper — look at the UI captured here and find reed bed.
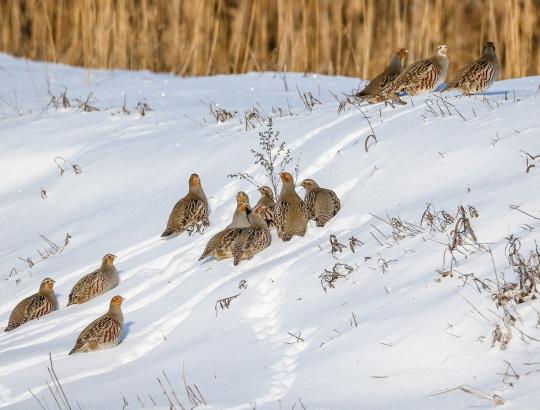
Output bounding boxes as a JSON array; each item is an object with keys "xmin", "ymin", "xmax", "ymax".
[{"xmin": 0, "ymin": 0, "xmax": 538, "ymax": 79}]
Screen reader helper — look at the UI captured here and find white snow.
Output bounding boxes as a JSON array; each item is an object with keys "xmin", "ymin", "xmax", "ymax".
[{"xmin": 1, "ymin": 53, "xmax": 540, "ymax": 409}]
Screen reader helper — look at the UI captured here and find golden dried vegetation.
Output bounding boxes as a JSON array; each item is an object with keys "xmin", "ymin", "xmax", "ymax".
[{"xmin": 0, "ymin": 0, "xmax": 538, "ymax": 79}]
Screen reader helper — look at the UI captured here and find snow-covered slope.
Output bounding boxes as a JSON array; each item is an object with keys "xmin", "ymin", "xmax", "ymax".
[{"xmin": 1, "ymin": 53, "xmax": 540, "ymax": 409}]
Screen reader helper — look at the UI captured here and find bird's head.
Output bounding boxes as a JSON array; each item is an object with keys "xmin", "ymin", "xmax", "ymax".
[
  {"xmin": 236, "ymin": 191, "xmax": 249, "ymax": 206},
  {"xmin": 484, "ymin": 41, "xmax": 496, "ymax": 54},
  {"xmin": 40, "ymin": 277, "xmax": 56, "ymax": 291},
  {"xmin": 300, "ymin": 178, "xmax": 318, "ymax": 190},
  {"xmin": 397, "ymin": 48, "xmax": 408, "ymax": 60},
  {"xmin": 110, "ymin": 295, "xmax": 125, "ymax": 308},
  {"xmin": 103, "ymin": 254, "xmax": 117, "ymax": 266},
  {"xmin": 436, "ymin": 44, "xmax": 448, "ymax": 57},
  {"xmin": 280, "ymin": 172, "xmax": 295, "ymax": 189},
  {"xmin": 258, "ymin": 186, "xmax": 274, "ymax": 200},
  {"xmin": 189, "ymin": 173, "xmax": 201, "ymax": 188}
]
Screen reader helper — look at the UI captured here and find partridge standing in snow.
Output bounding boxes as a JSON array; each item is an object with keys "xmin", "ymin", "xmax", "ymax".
[
  {"xmin": 198, "ymin": 203, "xmax": 247, "ymax": 261},
  {"xmin": 383, "ymin": 44, "xmax": 449, "ymax": 101},
  {"xmin": 161, "ymin": 173, "xmax": 209, "ymax": 237},
  {"xmin": 67, "ymin": 254, "xmax": 118, "ymax": 306},
  {"xmin": 443, "ymin": 42, "xmax": 499, "ymax": 95},
  {"xmin": 69, "ymin": 295, "xmax": 124, "ymax": 354},
  {"xmin": 232, "ymin": 205, "xmax": 272, "ymax": 265},
  {"xmin": 5, "ymin": 278, "xmax": 58, "ymax": 332},
  {"xmin": 301, "ymin": 179, "xmax": 341, "ymax": 227},
  {"xmin": 226, "ymin": 191, "xmax": 252, "ymax": 229},
  {"xmin": 356, "ymin": 48, "xmax": 408, "ymax": 104},
  {"xmin": 274, "ymin": 172, "xmax": 308, "ymax": 241},
  {"xmin": 255, "ymin": 186, "xmax": 276, "ymax": 228}
]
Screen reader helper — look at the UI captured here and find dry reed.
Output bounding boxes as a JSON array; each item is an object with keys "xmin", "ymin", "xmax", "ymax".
[{"xmin": 0, "ymin": 0, "xmax": 538, "ymax": 79}]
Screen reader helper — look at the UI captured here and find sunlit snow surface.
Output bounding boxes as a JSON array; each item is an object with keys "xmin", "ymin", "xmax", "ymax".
[{"xmin": 1, "ymin": 53, "xmax": 540, "ymax": 409}]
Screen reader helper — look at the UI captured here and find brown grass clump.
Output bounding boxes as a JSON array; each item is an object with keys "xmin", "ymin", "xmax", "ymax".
[{"xmin": 0, "ymin": 0, "xmax": 538, "ymax": 79}]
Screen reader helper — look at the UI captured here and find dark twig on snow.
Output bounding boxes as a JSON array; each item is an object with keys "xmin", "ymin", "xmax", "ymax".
[
  {"xmin": 215, "ymin": 294, "xmax": 240, "ymax": 316},
  {"xmin": 320, "ymin": 263, "xmax": 354, "ymax": 291},
  {"xmin": 297, "ymin": 85, "xmax": 321, "ymax": 112},
  {"xmin": 349, "ymin": 236, "xmax": 364, "ymax": 253},
  {"xmin": 329, "ymin": 234, "xmax": 346, "ymax": 255}
]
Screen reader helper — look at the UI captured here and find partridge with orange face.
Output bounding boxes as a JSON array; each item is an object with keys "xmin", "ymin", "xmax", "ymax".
[
  {"xmin": 5, "ymin": 278, "xmax": 57, "ymax": 332},
  {"xmin": 69, "ymin": 296, "xmax": 125, "ymax": 354},
  {"xmin": 67, "ymin": 254, "xmax": 118, "ymax": 306},
  {"xmin": 301, "ymin": 179, "xmax": 341, "ymax": 227},
  {"xmin": 274, "ymin": 172, "xmax": 308, "ymax": 241},
  {"xmin": 356, "ymin": 48, "xmax": 408, "ymax": 104},
  {"xmin": 161, "ymin": 173, "xmax": 209, "ymax": 237},
  {"xmin": 226, "ymin": 191, "xmax": 252, "ymax": 229}
]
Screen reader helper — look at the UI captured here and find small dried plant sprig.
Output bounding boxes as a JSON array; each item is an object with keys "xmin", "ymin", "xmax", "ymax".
[{"xmin": 228, "ymin": 118, "xmax": 298, "ymax": 197}]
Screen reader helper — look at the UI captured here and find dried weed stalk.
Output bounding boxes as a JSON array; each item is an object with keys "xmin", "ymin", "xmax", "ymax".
[
  {"xmin": 492, "ymin": 323, "xmax": 513, "ymax": 350},
  {"xmin": 54, "ymin": 156, "xmax": 81, "ymax": 176},
  {"xmin": 243, "ymin": 106, "xmax": 267, "ymax": 131},
  {"xmin": 420, "ymin": 203, "xmax": 455, "ymax": 233},
  {"xmin": 271, "ymin": 100, "xmax": 294, "ymax": 118},
  {"xmin": 296, "ymin": 85, "xmax": 321, "ymax": 112},
  {"xmin": 330, "ymin": 90, "xmax": 378, "ymax": 150},
  {"xmin": 421, "ymin": 95, "xmax": 467, "ymax": 122},
  {"xmin": 75, "ymin": 92, "xmax": 99, "ymax": 112},
  {"xmin": 228, "ymin": 118, "xmax": 297, "ymax": 197},
  {"xmin": 432, "ymin": 384, "xmax": 505, "ymax": 406},
  {"xmin": 320, "ymin": 263, "xmax": 354, "ymax": 292},
  {"xmin": 215, "ymin": 294, "xmax": 240, "ymax": 316},
  {"xmin": 498, "ymin": 360, "xmax": 520, "ymax": 386},
  {"xmin": 330, "ymin": 90, "xmax": 361, "ymax": 115},
  {"xmin": 492, "ymin": 235, "xmax": 540, "ymax": 306},
  {"xmin": 440, "ymin": 205, "xmax": 486, "ymax": 273},
  {"xmin": 47, "ymin": 88, "xmax": 71, "ymax": 109},
  {"xmin": 369, "ymin": 212, "xmax": 423, "ymax": 247},
  {"xmin": 29, "ymin": 353, "xmax": 73, "ymax": 410},
  {"xmin": 521, "ymin": 151, "xmax": 540, "ymax": 173},
  {"xmin": 136, "ymin": 99, "xmax": 153, "ymax": 116},
  {"xmin": 130, "ymin": 366, "xmax": 207, "ymax": 409},
  {"xmin": 329, "ymin": 234, "xmax": 346, "ymax": 255},
  {"xmin": 375, "ymin": 255, "xmax": 398, "ymax": 273},
  {"xmin": 205, "ymin": 100, "xmax": 237, "ymax": 123},
  {"xmin": 349, "ymin": 236, "xmax": 364, "ymax": 253},
  {"xmin": 10, "ymin": 232, "xmax": 73, "ymax": 279}
]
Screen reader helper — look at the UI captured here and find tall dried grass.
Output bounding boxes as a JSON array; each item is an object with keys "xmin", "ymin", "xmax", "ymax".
[{"xmin": 0, "ymin": 0, "xmax": 538, "ymax": 79}]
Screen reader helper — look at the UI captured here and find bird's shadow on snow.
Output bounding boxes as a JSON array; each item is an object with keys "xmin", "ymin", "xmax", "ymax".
[
  {"xmin": 122, "ymin": 321, "xmax": 135, "ymax": 341},
  {"xmin": 435, "ymin": 84, "xmax": 447, "ymax": 92},
  {"xmin": 431, "ymin": 84, "xmax": 509, "ymax": 96},
  {"xmin": 199, "ymin": 257, "xmax": 216, "ymax": 265},
  {"xmin": 482, "ymin": 90, "xmax": 510, "ymax": 96}
]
